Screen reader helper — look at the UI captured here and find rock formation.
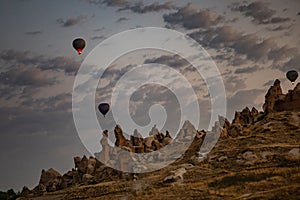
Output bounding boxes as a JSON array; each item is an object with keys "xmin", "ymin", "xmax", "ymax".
[
  {"xmin": 263, "ymin": 79, "xmax": 300, "ymax": 113},
  {"xmin": 212, "ymin": 107, "xmax": 260, "ymax": 139},
  {"xmin": 35, "ymin": 168, "xmax": 62, "ymax": 193},
  {"xmin": 21, "ymin": 79, "xmax": 300, "ymax": 198},
  {"xmin": 177, "ymin": 120, "xmax": 198, "ymax": 142}
]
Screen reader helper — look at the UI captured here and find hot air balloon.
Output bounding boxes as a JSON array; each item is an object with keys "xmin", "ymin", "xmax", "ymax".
[
  {"xmin": 98, "ymin": 103, "xmax": 110, "ymax": 117},
  {"xmin": 72, "ymin": 38, "xmax": 86, "ymax": 55},
  {"xmin": 286, "ymin": 70, "xmax": 298, "ymax": 84}
]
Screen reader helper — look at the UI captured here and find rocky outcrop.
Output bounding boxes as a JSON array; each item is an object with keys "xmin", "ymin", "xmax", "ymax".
[
  {"xmin": 163, "ymin": 167, "xmax": 186, "ymax": 184},
  {"xmin": 212, "ymin": 107, "xmax": 259, "ymax": 139},
  {"xmin": 263, "ymin": 79, "xmax": 300, "ymax": 113},
  {"xmin": 115, "ymin": 125, "xmax": 133, "ymax": 151},
  {"xmin": 212, "ymin": 116, "xmax": 231, "ymax": 139},
  {"xmin": 130, "ymin": 129, "xmax": 144, "ymax": 153},
  {"xmin": 176, "ymin": 121, "xmax": 197, "ymax": 142},
  {"xmin": 20, "ymin": 79, "xmax": 300, "ymax": 199},
  {"xmin": 35, "ymin": 168, "xmax": 62, "ymax": 193},
  {"xmin": 263, "ymin": 79, "xmax": 283, "ymax": 113}
]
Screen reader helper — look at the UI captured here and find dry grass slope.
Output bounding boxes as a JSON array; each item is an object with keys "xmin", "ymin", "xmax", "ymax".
[{"xmin": 18, "ymin": 111, "xmax": 300, "ymax": 199}]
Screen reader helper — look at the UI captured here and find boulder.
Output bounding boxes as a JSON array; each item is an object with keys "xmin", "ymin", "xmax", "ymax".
[
  {"xmin": 242, "ymin": 151, "xmax": 258, "ymax": 165},
  {"xmin": 163, "ymin": 167, "xmax": 186, "ymax": 183},
  {"xmin": 288, "ymin": 148, "xmax": 300, "ymax": 158}
]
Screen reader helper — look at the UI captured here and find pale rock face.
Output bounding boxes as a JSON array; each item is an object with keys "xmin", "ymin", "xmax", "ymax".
[
  {"xmin": 98, "ymin": 130, "xmax": 111, "ymax": 162},
  {"xmin": 149, "ymin": 125, "xmax": 160, "ymax": 136},
  {"xmin": 177, "ymin": 120, "xmax": 197, "ymax": 141},
  {"xmin": 163, "ymin": 167, "xmax": 187, "ymax": 183},
  {"xmin": 130, "ymin": 129, "xmax": 143, "ymax": 147},
  {"xmin": 288, "ymin": 148, "xmax": 300, "ymax": 158}
]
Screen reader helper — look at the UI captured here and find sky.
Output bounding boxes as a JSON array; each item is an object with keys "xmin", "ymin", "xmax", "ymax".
[{"xmin": 0, "ymin": 0, "xmax": 299, "ymax": 191}]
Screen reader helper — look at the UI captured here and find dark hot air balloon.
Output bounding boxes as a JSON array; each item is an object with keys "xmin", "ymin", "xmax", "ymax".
[
  {"xmin": 98, "ymin": 103, "xmax": 110, "ymax": 117},
  {"xmin": 72, "ymin": 38, "xmax": 86, "ymax": 55},
  {"xmin": 286, "ymin": 70, "xmax": 298, "ymax": 84}
]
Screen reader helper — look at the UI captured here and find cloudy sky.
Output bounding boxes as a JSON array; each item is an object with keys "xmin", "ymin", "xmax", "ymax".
[{"xmin": 0, "ymin": 0, "xmax": 299, "ymax": 190}]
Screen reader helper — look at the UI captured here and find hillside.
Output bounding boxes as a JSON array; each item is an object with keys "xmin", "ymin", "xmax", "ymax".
[{"xmin": 18, "ymin": 80, "xmax": 300, "ymax": 200}]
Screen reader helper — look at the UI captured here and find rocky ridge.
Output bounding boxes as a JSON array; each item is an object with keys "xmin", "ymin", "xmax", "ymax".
[{"xmin": 19, "ymin": 80, "xmax": 300, "ymax": 199}]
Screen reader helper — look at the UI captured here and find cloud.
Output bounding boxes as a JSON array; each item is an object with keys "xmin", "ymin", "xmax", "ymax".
[
  {"xmin": 93, "ymin": 27, "xmax": 105, "ymax": 32},
  {"xmin": 144, "ymin": 54, "xmax": 188, "ymax": 69},
  {"xmin": 21, "ymin": 93, "xmax": 72, "ymax": 112},
  {"xmin": 268, "ymin": 24, "xmax": 292, "ymax": 31},
  {"xmin": 163, "ymin": 3, "xmax": 222, "ymax": 29},
  {"xmin": 230, "ymin": 55, "xmax": 248, "ymax": 66},
  {"xmin": 56, "ymin": 15, "xmax": 87, "ymax": 27},
  {"xmin": 0, "ymin": 66, "xmax": 56, "ymax": 87},
  {"xmin": 235, "ymin": 65, "xmax": 260, "ymax": 74},
  {"xmin": 119, "ymin": 1, "xmax": 174, "ymax": 13},
  {"xmin": 268, "ymin": 45, "xmax": 298, "ymax": 62},
  {"xmin": 208, "ymin": 26, "xmax": 242, "ymax": 48},
  {"xmin": 91, "ymin": 35, "xmax": 106, "ymax": 40},
  {"xmin": 25, "ymin": 31, "xmax": 42, "ymax": 35},
  {"xmin": 232, "ymin": 1, "xmax": 275, "ymax": 24},
  {"xmin": 103, "ymin": 0, "xmax": 128, "ymax": 7},
  {"xmin": 269, "ymin": 17, "xmax": 291, "ymax": 23},
  {"xmin": 0, "ymin": 106, "xmax": 88, "ymax": 190},
  {"xmin": 89, "ymin": 0, "xmax": 174, "ymax": 13},
  {"xmin": 236, "ymin": 37, "xmax": 277, "ymax": 61},
  {"xmin": 232, "ymin": 1, "xmax": 291, "ymax": 25},
  {"xmin": 189, "ymin": 26, "xmax": 278, "ymax": 62},
  {"xmin": 38, "ymin": 56, "xmax": 81, "ymax": 75},
  {"xmin": 0, "ymin": 50, "xmax": 41, "ymax": 65},
  {"xmin": 263, "ymin": 80, "xmax": 275, "ymax": 87},
  {"xmin": 227, "ymin": 89, "xmax": 265, "ymax": 120},
  {"xmin": 279, "ymin": 54, "xmax": 300, "ymax": 72},
  {"xmin": 129, "ymin": 84, "xmax": 181, "ymax": 133},
  {"xmin": 0, "ymin": 50, "xmax": 81, "ymax": 75},
  {"xmin": 224, "ymin": 75, "xmax": 247, "ymax": 93},
  {"xmin": 116, "ymin": 17, "xmax": 129, "ymax": 22},
  {"xmin": 88, "ymin": 0, "xmax": 128, "ymax": 7}
]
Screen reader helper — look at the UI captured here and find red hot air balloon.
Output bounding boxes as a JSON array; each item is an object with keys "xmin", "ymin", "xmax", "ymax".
[
  {"xmin": 72, "ymin": 38, "xmax": 86, "ymax": 55},
  {"xmin": 98, "ymin": 103, "xmax": 110, "ymax": 117}
]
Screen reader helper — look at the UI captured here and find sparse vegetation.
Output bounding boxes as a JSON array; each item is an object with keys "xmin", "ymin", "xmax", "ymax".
[{"xmin": 208, "ymin": 172, "xmax": 276, "ymax": 188}]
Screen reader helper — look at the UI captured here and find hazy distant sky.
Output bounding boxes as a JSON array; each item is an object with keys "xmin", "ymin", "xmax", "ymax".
[{"xmin": 0, "ymin": 0, "xmax": 299, "ymax": 190}]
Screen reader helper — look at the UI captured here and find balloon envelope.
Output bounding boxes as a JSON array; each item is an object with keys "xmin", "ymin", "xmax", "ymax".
[
  {"xmin": 286, "ymin": 70, "xmax": 298, "ymax": 83},
  {"xmin": 72, "ymin": 38, "xmax": 86, "ymax": 55},
  {"xmin": 98, "ymin": 103, "xmax": 110, "ymax": 116}
]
